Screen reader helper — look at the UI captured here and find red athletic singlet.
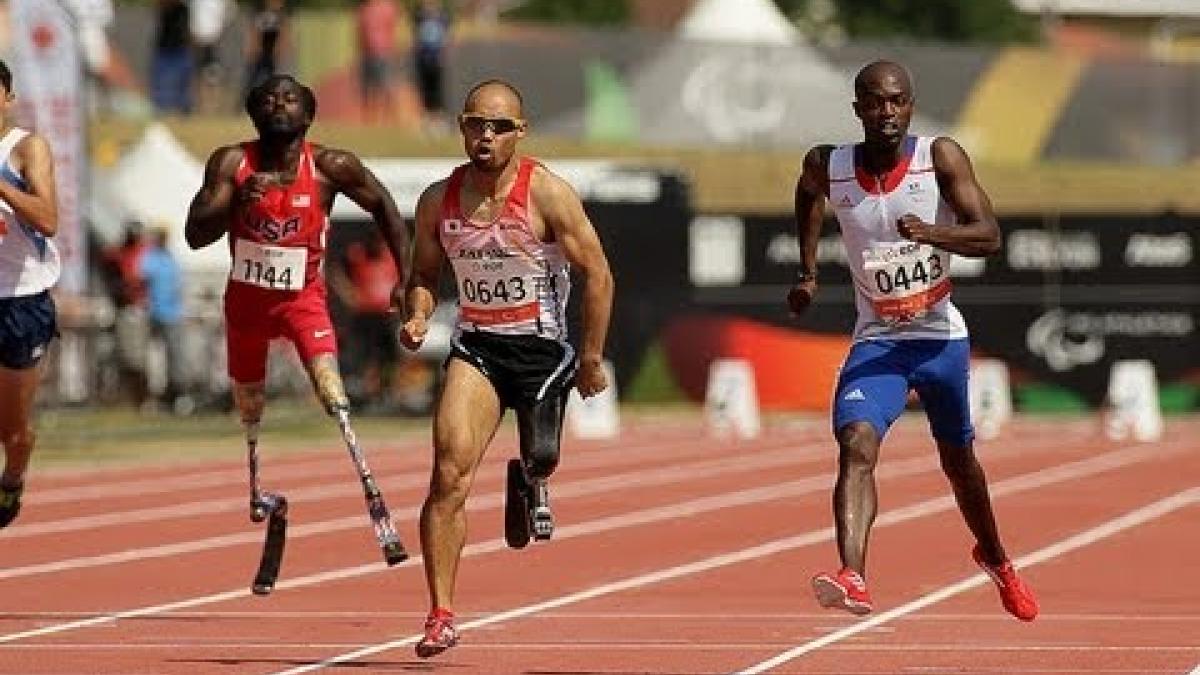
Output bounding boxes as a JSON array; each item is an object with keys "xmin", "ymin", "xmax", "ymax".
[
  {"xmin": 228, "ymin": 141, "xmax": 328, "ymax": 293},
  {"xmin": 223, "ymin": 140, "xmax": 337, "ymax": 383}
]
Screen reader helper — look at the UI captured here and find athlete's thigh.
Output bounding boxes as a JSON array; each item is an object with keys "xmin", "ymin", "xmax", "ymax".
[
  {"xmin": 224, "ymin": 319, "xmax": 272, "ymax": 384},
  {"xmin": 278, "ymin": 293, "xmax": 338, "ymax": 364},
  {"xmin": 911, "ymin": 338, "xmax": 973, "ymax": 447},
  {"xmin": 433, "ymin": 357, "xmax": 504, "ymax": 477},
  {"xmin": 224, "ymin": 290, "xmax": 277, "ymax": 384},
  {"xmin": 832, "ymin": 339, "xmax": 911, "ymax": 440},
  {"xmin": 0, "ymin": 364, "xmax": 44, "ymax": 437}
]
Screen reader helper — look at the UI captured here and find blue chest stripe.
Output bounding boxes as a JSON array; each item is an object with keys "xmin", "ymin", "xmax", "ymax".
[{"xmin": 1, "ymin": 165, "xmax": 48, "ymax": 259}]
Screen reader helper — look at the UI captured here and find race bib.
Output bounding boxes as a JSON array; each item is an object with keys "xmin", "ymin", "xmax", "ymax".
[
  {"xmin": 458, "ymin": 272, "xmax": 544, "ymax": 325},
  {"xmin": 862, "ymin": 242, "xmax": 951, "ymax": 323},
  {"xmin": 231, "ymin": 238, "xmax": 306, "ymax": 291}
]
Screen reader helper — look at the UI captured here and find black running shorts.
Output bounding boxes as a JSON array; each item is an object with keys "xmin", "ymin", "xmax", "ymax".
[{"xmin": 448, "ymin": 330, "xmax": 577, "ymax": 409}]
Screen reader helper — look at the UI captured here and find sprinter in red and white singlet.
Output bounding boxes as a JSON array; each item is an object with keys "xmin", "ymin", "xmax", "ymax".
[{"xmin": 399, "ymin": 79, "xmax": 614, "ymax": 658}]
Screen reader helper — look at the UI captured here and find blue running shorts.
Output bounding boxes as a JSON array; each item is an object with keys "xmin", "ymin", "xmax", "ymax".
[
  {"xmin": 0, "ymin": 290, "xmax": 57, "ymax": 370},
  {"xmin": 832, "ymin": 338, "xmax": 974, "ymax": 447}
]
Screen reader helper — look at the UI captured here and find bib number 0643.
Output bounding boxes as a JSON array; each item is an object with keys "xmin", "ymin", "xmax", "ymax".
[{"xmin": 462, "ymin": 276, "xmax": 527, "ymax": 305}]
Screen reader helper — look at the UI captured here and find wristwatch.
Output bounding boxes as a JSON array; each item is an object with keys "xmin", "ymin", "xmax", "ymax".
[{"xmin": 795, "ymin": 270, "xmax": 818, "ymax": 284}]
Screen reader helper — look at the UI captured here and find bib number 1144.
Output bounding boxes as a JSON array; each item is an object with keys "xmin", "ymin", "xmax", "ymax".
[{"xmin": 232, "ymin": 239, "xmax": 306, "ymax": 291}]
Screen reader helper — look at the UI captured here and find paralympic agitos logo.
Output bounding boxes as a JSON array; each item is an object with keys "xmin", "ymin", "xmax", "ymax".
[{"xmin": 1026, "ymin": 308, "xmax": 1194, "ymax": 371}]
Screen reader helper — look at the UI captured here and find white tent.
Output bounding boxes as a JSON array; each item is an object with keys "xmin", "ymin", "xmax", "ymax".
[
  {"xmin": 106, "ymin": 123, "xmax": 228, "ymax": 276},
  {"xmin": 678, "ymin": 0, "xmax": 798, "ymax": 44},
  {"xmin": 614, "ymin": 0, "xmax": 945, "ymax": 147}
]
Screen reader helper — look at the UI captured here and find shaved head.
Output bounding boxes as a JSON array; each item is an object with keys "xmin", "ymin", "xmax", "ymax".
[
  {"xmin": 462, "ymin": 79, "xmax": 524, "ymax": 117},
  {"xmin": 851, "ymin": 60, "xmax": 916, "ymax": 149},
  {"xmin": 854, "ymin": 60, "xmax": 914, "ymax": 99}
]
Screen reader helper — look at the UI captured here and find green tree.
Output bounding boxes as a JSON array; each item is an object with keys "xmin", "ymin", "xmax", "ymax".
[{"xmin": 774, "ymin": 0, "xmax": 1037, "ymax": 43}]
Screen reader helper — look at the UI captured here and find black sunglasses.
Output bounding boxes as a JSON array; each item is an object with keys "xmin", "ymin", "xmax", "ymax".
[{"xmin": 459, "ymin": 114, "xmax": 524, "ymax": 135}]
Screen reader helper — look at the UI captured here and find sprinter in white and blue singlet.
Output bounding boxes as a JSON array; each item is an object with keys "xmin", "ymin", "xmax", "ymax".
[
  {"xmin": 789, "ymin": 61, "xmax": 1038, "ymax": 622},
  {"xmin": 399, "ymin": 79, "xmax": 614, "ymax": 658},
  {"xmin": 0, "ymin": 60, "xmax": 62, "ymax": 529}
]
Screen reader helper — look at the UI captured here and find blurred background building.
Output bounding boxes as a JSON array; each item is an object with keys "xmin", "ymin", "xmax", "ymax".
[{"xmin": 0, "ymin": 0, "xmax": 1196, "ymax": 417}]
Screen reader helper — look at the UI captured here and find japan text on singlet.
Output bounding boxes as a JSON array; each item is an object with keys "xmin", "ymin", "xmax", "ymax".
[
  {"xmin": 828, "ymin": 135, "xmax": 968, "ymax": 341},
  {"xmin": 228, "ymin": 141, "xmax": 328, "ymax": 293},
  {"xmin": 439, "ymin": 157, "xmax": 571, "ymax": 339},
  {"xmin": 0, "ymin": 127, "xmax": 60, "ymax": 297}
]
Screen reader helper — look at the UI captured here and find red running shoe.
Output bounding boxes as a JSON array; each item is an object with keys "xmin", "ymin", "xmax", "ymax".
[
  {"xmin": 415, "ymin": 607, "xmax": 459, "ymax": 658},
  {"xmin": 811, "ymin": 567, "xmax": 873, "ymax": 615},
  {"xmin": 973, "ymin": 545, "xmax": 1039, "ymax": 621}
]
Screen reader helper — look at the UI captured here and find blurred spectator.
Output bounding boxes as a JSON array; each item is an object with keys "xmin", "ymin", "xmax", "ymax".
[
  {"xmin": 191, "ymin": 0, "xmax": 231, "ymax": 114},
  {"xmin": 411, "ymin": 0, "xmax": 450, "ymax": 131},
  {"xmin": 62, "ymin": 0, "xmax": 146, "ymax": 116},
  {"xmin": 138, "ymin": 227, "xmax": 189, "ymax": 413},
  {"xmin": 357, "ymin": 0, "xmax": 399, "ymax": 124},
  {"xmin": 332, "ymin": 232, "xmax": 400, "ymax": 408},
  {"xmin": 151, "ymin": 0, "xmax": 194, "ymax": 114},
  {"xmin": 243, "ymin": 0, "xmax": 289, "ymax": 101},
  {"xmin": 102, "ymin": 221, "xmax": 149, "ymax": 406}
]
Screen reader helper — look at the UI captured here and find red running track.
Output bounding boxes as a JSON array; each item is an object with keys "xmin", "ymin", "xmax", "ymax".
[{"xmin": 0, "ymin": 413, "xmax": 1197, "ymax": 674}]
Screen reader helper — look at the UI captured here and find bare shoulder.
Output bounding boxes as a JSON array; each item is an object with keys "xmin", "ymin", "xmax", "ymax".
[
  {"xmin": 804, "ymin": 144, "xmax": 836, "ymax": 169},
  {"xmin": 313, "ymin": 145, "xmax": 367, "ymax": 180},
  {"xmin": 416, "ymin": 177, "xmax": 450, "ymax": 216},
  {"xmin": 798, "ymin": 144, "xmax": 836, "ymax": 192},
  {"xmin": 205, "ymin": 143, "xmax": 246, "ymax": 174},
  {"xmin": 528, "ymin": 161, "xmax": 579, "ymax": 208},
  {"xmin": 14, "ymin": 130, "xmax": 51, "ymax": 155},
  {"xmin": 931, "ymin": 136, "xmax": 972, "ymax": 168}
]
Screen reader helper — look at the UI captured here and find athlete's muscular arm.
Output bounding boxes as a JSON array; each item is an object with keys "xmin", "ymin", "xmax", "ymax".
[
  {"xmin": 0, "ymin": 133, "xmax": 58, "ymax": 236},
  {"xmin": 897, "ymin": 136, "xmax": 1002, "ymax": 258},
  {"xmin": 186, "ymin": 145, "xmax": 243, "ymax": 249},
  {"xmin": 533, "ymin": 168, "xmax": 614, "ymax": 398},
  {"xmin": 788, "ymin": 145, "xmax": 832, "ymax": 316},
  {"xmin": 316, "ymin": 149, "xmax": 410, "ymax": 306},
  {"xmin": 398, "ymin": 182, "xmax": 447, "ymax": 351}
]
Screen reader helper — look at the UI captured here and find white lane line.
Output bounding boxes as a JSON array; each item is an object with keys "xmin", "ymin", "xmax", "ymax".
[
  {"xmin": 0, "ymin": 433, "xmax": 1115, "ymax": 645},
  {"xmin": 0, "ymin": 438, "xmax": 1172, "ymax": 651},
  {"xmin": 0, "ymin": 442, "xmax": 812, "ymax": 581},
  {"xmin": 1187, "ymin": 663, "xmax": 1200, "ymax": 675},
  {"xmin": 4, "ymin": 643, "xmax": 1196, "ymax": 652},
  {"xmin": 7, "ymin": 432, "xmax": 799, "ymax": 539},
  {"xmin": 734, "ymin": 486, "xmax": 1200, "ymax": 674},
  {"xmin": 27, "ymin": 456, "xmax": 350, "ymax": 505},
  {"xmin": 0, "ymin": 443, "xmax": 848, "ymax": 643},
  {"xmin": 27, "ymin": 426, "xmax": 720, "ymax": 505},
  {"xmin": 264, "ymin": 441, "xmax": 1174, "ymax": 675},
  {"xmin": 7, "ymin": 610, "xmax": 1196, "ymax": 621}
]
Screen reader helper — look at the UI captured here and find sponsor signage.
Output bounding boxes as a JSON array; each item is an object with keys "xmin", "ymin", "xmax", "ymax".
[{"xmin": 701, "ymin": 213, "xmax": 1199, "ymax": 405}]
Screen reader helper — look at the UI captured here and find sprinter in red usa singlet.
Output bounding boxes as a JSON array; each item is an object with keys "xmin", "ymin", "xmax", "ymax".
[
  {"xmin": 399, "ymin": 79, "xmax": 614, "ymax": 658},
  {"xmin": 185, "ymin": 75, "xmax": 409, "ymax": 566},
  {"xmin": 789, "ymin": 61, "xmax": 1037, "ymax": 623}
]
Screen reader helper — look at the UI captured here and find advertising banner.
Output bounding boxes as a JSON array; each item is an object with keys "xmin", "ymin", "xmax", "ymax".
[
  {"xmin": 8, "ymin": 0, "xmax": 87, "ymax": 292},
  {"xmin": 688, "ymin": 212, "xmax": 1198, "ymax": 408}
]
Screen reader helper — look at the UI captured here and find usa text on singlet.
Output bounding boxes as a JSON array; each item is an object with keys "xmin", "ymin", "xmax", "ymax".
[
  {"xmin": 439, "ymin": 157, "xmax": 571, "ymax": 339},
  {"xmin": 827, "ymin": 135, "xmax": 968, "ymax": 341},
  {"xmin": 228, "ymin": 141, "xmax": 328, "ymax": 293}
]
